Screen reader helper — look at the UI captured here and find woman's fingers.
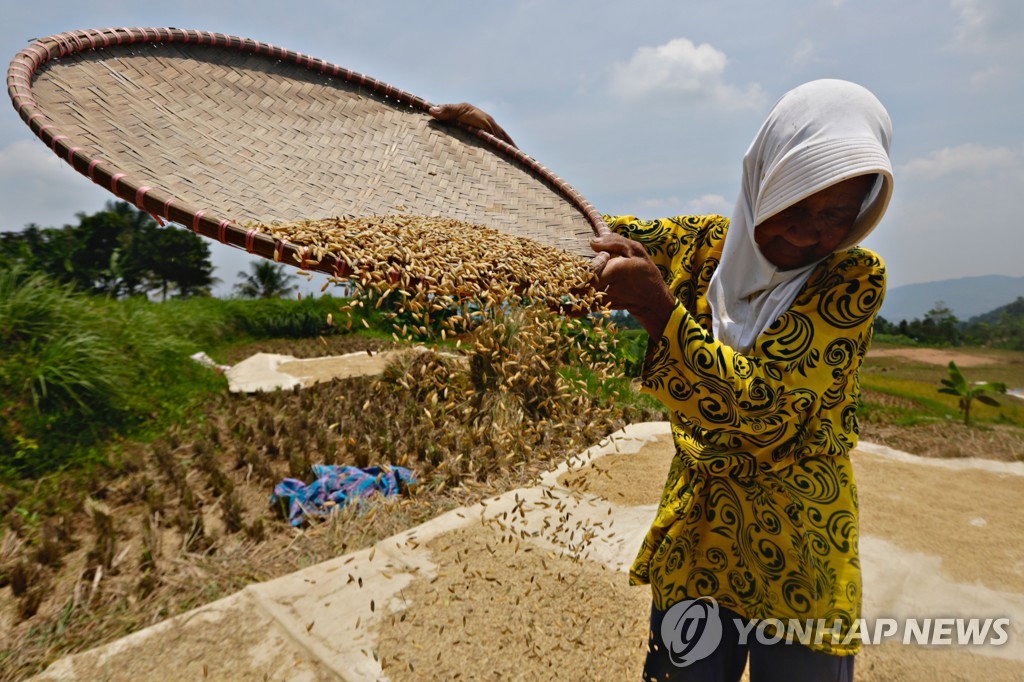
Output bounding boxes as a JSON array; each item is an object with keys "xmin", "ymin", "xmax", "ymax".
[
  {"xmin": 595, "ymin": 254, "xmax": 675, "ymax": 337},
  {"xmin": 590, "ymin": 233, "xmax": 647, "ymax": 258},
  {"xmin": 428, "ymin": 102, "xmax": 476, "ymax": 123},
  {"xmin": 428, "ymin": 103, "xmax": 517, "ymax": 148},
  {"xmin": 486, "ymin": 120, "xmax": 517, "ymax": 148},
  {"xmin": 590, "ymin": 251, "xmax": 611, "ymax": 276},
  {"xmin": 594, "ymin": 256, "xmax": 630, "ymax": 297}
]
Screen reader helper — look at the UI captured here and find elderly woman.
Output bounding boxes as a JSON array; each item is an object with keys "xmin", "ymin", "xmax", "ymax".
[{"xmin": 433, "ymin": 78, "xmax": 893, "ymax": 681}]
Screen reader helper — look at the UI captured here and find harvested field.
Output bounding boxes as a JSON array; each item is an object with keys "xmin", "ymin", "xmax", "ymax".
[
  {"xmin": 7, "ymin": 208, "xmax": 1021, "ymax": 679},
  {"xmin": 0, "ymin": 302, "xmax": 660, "ymax": 680},
  {"xmin": 859, "ymin": 388, "xmax": 922, "ymax": 411},
  {"xmin": 859, "ymin": 344, "xmax": 1024, "ymax": 461},
  {"xmin": 20, "ymin": 423, "xmax": 1024, "ymax": 682},
  {"xmin": 859, "ymin": 420, "xmax": 1024, "ymax": 462}
]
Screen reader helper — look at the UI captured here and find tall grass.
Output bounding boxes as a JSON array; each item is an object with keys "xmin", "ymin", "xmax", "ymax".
[
  {"xmin": 159, "ymin": 295, "xmax": 353, "ymax": 347},
  {"xmin": 0, "ymin": 268, "xmax": 125, "ymax": 415},
  {"xmin": 0, "ymin": 270, "xmax": 383, "ymax": 479},
  {"xmin": 0, "ymin": 268, "xmax": 222, "ymax": 477},
  {"xmin": 0, "ymin": 268, "xmax": 664, "ymax": 482},
  {"xmin": 614, "ymin": 328, "xmax": 649, "ymax": 378}
]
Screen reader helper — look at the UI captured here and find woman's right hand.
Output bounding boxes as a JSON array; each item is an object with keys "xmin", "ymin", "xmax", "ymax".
[
  {"xmin": 428, "ymin": 102, "xmax": 517, "ymax": 148},
  {"xmin": 590, "ymin": 233, "xmax": 675, "ymax": 340}
]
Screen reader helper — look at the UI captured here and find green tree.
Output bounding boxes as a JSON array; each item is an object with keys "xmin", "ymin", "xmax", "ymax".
[
  {"xmin": 924, "ymin": 302, "xmax": 961, "ymax": 345},
  {"xmin": 233, "ymin": 260, "xmax": 298, "ymax": 299},
  {"xmin": 964, "ymin": 297, "xmax": 1024, "ymax": 350},
  {"xmin": 872, "ymin": 315, "xmax": 895, "ymax": 335},
  {"xmin": 609, "ymin": 309, "xmax": 642, "ymax": 330},
  {"xmin": 139, "ymin": 225, "xmax": 218, "ymax": 300},
  {"xmin": 0, "ymin": 224, "xmax": 77, "ymax": 280},
  {"xmin": 900, "ymin": 302, "xmax": 963, "ymax": 346},
  {"xmin": 937, "ymin": 361, "xmax": 1006, "ymax": 426},
  {"xmin": 68, "ymin": 201, "xmax": 150, "ymax": 295},
  {"xmin": 1, "ymin": 202, "xmax": 215, "ymax": 299}
]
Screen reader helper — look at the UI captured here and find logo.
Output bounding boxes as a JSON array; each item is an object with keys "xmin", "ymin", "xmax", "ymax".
[{"xmin": 661, "ymin": 596, "xmax": 723, "ymax": 667}]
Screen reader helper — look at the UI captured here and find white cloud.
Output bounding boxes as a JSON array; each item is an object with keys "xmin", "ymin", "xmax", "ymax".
[
  {"xmin": 685, "ymin": 194, "xmax": 733, "ymax": 215},
  {"xmin": 636, "ymin": 193, "xmax": 733, "ymax": 217},
  {"xmin": 608, "ymin": 38, "xmax": 763, "ymax": 109},
  {"xmin": 968, "ymin": 64, "xmax": 1002, "ymax": 89},
  {"xmin": 790, "ymin": 40, "xmax": 820, "ymax": 69},
  {"xmin": 899, "ymin": 144, "xmax": 1020, "ymax": 180},
  {"xmin": 0, "ymin": 139, "xmax": 110, "ymax": 230},
  {"xmin": 951, "ymin": 0, "xmax": 987, "ymax": 47},
  {"xmin": 0, "ymin": 139, "xmax": 274, "ymax": 296},
  {"xmin": 868, "ymin": 151, "xmax": 1024, "ymax": 286},
  {"xmin": 950, "ymin": 0, "xmax": 1022, "ymax": 52},
  {"xmin": 946, "ymin": 1, "xmax": 1024, "ymax": 89}
]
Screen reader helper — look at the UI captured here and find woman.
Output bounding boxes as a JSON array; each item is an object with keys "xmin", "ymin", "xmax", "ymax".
[{"xmin": 433, "ymin": 79, "xmax": 893, "ymax": 681}]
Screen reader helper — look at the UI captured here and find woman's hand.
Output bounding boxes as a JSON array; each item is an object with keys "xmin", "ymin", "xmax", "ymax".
[
  {"xmin": 591, "ymin": 233, "xmax": 675, "ymax": 339},
  {"xmin": 428, "ymin": 102, "xmax": 517, "ymax": 148}
]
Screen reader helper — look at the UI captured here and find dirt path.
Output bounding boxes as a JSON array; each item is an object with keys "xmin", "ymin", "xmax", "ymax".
[{"xmin": 867, "ymin": 347, "xmax": 996, "ymax": 367}]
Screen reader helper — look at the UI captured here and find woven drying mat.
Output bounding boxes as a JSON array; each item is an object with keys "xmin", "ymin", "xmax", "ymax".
[{"xmin": 7, "ymin": 27, "xmax": 609, "ymax": 276}]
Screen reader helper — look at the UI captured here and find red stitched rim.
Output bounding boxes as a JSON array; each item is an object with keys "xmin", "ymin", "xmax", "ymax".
[{"xmin": 6, "ymin": 27, "xmax": 610, "ymax": 277}]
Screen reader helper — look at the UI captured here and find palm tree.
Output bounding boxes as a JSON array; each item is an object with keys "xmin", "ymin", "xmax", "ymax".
[
  {"xmin": 234, "ymin": 260, "xmax": 298, "ymax": 299},
  {"xmin": 938, "ymin": 361, "xmax": 1006, "ymax": 426}
]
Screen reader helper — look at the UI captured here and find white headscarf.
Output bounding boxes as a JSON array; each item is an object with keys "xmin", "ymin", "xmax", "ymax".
[{"xmin": 707, "ymin": 79, "xmax": 894, "ymax": 354}]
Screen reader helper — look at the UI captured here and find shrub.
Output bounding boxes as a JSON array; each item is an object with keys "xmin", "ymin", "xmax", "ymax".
[
  {"xmin": 938, "ymin": 360, "xmax": 1007, "ymax": 426},
  {"xmin": 0, "ymin": 268, "xmax": 220, "ymax": 477},
  {"xmin": 155, "ymin": 295, "xmax": 360, "ymax": 345}
]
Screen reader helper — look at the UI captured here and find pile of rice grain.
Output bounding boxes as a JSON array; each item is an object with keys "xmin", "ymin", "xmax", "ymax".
[
  {"xmin": 243, "ymin": 217, "xmax": 656, "ymax": 678},
  {"xmin": 246, "ymin": 214, "xmax": 629, "ymax": 485},
  {"xmin": 249, "ymin": 215, "xmax": 607, "ymax": 341}
]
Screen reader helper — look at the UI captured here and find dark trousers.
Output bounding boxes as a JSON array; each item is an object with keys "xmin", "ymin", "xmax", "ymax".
[{"xmin": 644, "ymin": 602, "xmax": 855, "ymax": 682}]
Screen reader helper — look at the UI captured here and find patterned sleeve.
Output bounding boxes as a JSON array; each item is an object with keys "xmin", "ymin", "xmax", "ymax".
[
  {"xmin": 640, "ymin": 248, "xmax": 886, "ymax": 475},
  {"xmin": 603, "ymin": 215, "xmax": 714, "ymax": 282}
]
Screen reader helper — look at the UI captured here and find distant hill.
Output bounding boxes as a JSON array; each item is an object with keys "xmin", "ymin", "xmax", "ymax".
[
  {"xmin": 879, "ymin": 275, "xmax": 1024, "ymax": 323},
  {"xmin": 968, "ymin": 296, "xmax": 1024, "ymax": 325}
]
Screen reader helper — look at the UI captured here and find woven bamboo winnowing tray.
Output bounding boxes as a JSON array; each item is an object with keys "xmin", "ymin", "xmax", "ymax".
[{"xmin": 7, "ymin": 28, "xmax": 610, "ymax": 275}]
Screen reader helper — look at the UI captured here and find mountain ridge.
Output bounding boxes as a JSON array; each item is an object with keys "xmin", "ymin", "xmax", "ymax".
[{"xmin": 879, "ymin": 275, "xmax": 1024, "ymax": 323}]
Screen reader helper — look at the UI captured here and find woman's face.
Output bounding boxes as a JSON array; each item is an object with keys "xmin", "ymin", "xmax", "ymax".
[{"xmin": 753, "ymin": 174, "xmax": 876, "ymax": 270}]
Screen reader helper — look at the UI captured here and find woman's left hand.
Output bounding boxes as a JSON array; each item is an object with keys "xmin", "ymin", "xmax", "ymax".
[
  {"xmin": 428, "ymin": 103, "xmax": 517, "ymax": 148},
  {"xmin": 591, "ymin": 233, "xmax": 675, "ymax": 339}
]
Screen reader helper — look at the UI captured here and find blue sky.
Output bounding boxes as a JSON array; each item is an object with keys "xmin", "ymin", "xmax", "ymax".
[{"xmin": 2, "ymin": 0, "xmax": 1021, "ymax": 295}]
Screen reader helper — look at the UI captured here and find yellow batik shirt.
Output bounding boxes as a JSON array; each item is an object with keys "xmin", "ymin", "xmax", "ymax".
[{"xmin": 607, "ymin": 214, "xmax": 886, "ymax": 656}]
